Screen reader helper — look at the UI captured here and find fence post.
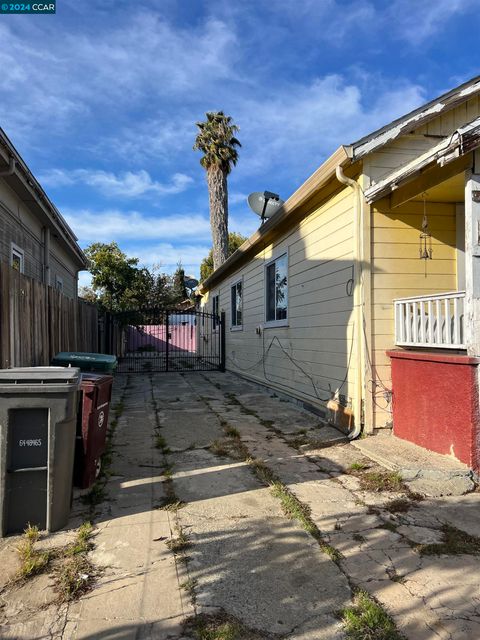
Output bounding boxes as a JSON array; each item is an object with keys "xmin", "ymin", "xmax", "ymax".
[
  {"xmin": 165, "ymin": 310, "xmax": 169, "ymax": 373},
  {"xmin": 220, "ymin": 311, "xmax": 226, "ymax": 372}
]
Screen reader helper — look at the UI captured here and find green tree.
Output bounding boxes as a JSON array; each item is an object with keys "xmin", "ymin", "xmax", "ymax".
[
  {"xmin": 84, "ymin": 243, "xmax": 191, "ymax": 311},
  {"xmin": 171, "ymin": 263, "xmax": 187, "ymax": 302},
  {"xmin": 200, "ymin": 231, "xmax": 247, "ymax": 282},
  {"xmin": 193, "ymin": 111, "xmax": 241, "ymax": 271},
  {"xmin": 84, "ymin": 242, "xmax": 139, "ymax": 312}
]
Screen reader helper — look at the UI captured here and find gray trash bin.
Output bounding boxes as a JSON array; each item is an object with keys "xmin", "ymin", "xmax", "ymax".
[{"xmin": 0, "ymin": 367, "xmax": 80, "ymax": 536}]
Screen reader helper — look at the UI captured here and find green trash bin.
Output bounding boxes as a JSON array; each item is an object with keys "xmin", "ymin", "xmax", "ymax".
[
  {"xmin": 52, "ymin": 352, "xmax": 117, "ymax": 374},
  {"xmin": 0, "ymin": 367, "xmax": 81, "ymax": 535}
]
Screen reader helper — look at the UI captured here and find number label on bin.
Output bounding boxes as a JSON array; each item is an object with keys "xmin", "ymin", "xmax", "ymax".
[
  {"xmin": 98, "ymin": 411, "xmax": 105, "ymax": 429},
  {"xmin": 19, "ymin": 439, "xmax": 42, "ymax": 447}
]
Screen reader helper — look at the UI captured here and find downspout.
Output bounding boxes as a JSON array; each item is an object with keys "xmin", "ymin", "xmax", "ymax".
[
  {"xmin": 0, "ymin": 157, "xmax": 16, "ymax": 176},
  {"xmin": 336, "ymin": 165, "xmax": 363, "ymax": 440}
]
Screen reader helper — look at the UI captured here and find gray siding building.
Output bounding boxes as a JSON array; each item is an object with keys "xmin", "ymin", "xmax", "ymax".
[{"xmin": 0, "ymin": 128, "xmax": 86, "ymax": 297}]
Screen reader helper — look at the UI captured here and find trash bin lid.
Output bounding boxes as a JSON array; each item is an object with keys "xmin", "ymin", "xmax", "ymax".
[
  {"xmin": 80, "ymin": 372, "xmax": 114, "ymax": 387},
  {"xmin": 0, "ymin": 366, "xmax": 81, "ymax": 392},
  {"xmin": 52, "ymin": 352, "xmax": 117, "ymax": 369}
]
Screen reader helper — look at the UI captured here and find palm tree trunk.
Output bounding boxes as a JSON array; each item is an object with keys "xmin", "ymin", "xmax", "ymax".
[{"xmin": 207, "ymin": 165, "xmax": 229, "ymax": 270}]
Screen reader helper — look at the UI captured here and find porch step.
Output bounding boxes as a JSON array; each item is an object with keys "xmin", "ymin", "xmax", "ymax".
[{"xmin": 351, "ymin": 432, "xmax": 475, "ymax": 497}]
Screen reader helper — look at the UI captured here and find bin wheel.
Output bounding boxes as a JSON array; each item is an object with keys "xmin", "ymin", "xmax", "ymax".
[{"xmin": 95, "ymin": 459, "xmax": 102, "ymax": 479}]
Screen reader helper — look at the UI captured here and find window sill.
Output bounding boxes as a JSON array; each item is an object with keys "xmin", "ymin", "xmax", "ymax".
[
  {"xmin": 230, "ymin": 325, "xmax": 243, "ymax": 332},
  {"xmin": 264, "ymin": 319, "xmax": 288, "ymax": 329}
]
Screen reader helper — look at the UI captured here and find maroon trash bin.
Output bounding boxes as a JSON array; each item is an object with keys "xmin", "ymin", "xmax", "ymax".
[{"xmin": 74, "ymin": 373, "xmax": 114, "ymax": 489}]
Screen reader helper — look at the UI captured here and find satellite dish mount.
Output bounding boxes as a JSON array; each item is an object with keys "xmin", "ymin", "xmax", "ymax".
[{"xmin": 247, "ymin": 191, "xmax": 284, "ymax": 225}]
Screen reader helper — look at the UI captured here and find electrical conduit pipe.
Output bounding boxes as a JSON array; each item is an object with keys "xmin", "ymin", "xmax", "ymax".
[{"xmin": 335, "ymin": 165, "xmax": 363, "ymax": 440}]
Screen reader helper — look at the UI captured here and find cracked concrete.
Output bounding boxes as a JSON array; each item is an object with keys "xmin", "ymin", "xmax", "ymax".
[{"xmin": 2, "ymin": 370, "xmax": 480, "ymax": 640}]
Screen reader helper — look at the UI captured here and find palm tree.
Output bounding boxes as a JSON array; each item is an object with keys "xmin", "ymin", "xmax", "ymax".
[{"xmin": 194, "ymin": 111, "xmax": 241, "ymax": 271}]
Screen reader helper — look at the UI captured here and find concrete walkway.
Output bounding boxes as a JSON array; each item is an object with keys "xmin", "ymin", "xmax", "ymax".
[{"xmin": 2, "ymin": 371, "xmax": 480, "ymax": 639}]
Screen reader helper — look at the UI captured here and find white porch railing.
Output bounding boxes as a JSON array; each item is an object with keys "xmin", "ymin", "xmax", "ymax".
[{"xmin": 394, "ymin": 291, "xmax": 466, "ymax": 349}]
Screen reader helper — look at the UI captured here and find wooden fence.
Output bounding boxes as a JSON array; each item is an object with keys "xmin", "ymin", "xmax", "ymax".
[{"xmin": 0, "ymin": 262, "xmax": 100, "ymax": 368}]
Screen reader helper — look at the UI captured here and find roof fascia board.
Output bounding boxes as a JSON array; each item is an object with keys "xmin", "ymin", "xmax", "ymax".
[
  {"xmin": 352, "ymin": 76, "xmax": 480, "ymax": 160},
  {"xmin": 200, "ymin": 146, "xmax": 350, "ymax": 293}
]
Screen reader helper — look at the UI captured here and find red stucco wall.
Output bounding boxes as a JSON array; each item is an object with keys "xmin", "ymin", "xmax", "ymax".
[{"xmin": 388, "ymin": 350, "xmax": 480, "ymax": 470}]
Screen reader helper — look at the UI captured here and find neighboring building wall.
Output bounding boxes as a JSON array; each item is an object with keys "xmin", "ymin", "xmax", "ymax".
[
  {"xmin": 0, "ymin": 177, "xmax": 78, "ymax": 297},
  {"xmin": 50, "ymin": 240, "xmax": 78, "ymax": 298},
  {"xmin": 370, "ymin": 197, "xmax": 457, "ymax": 429},
  {"xmin": 0, "ymin": 187, "xmax": 44, "ymax": 282},
  {"xmin": 204, "ymin": 186, "xmax": 357, "ymax": 419}
]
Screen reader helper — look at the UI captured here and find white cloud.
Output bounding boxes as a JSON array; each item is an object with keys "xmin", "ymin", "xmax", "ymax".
[
  {"xmin": 64, "ymin": 208, "xmax": 212, "ymax": 243},
  {"xmin": 39, "ymin": 169, "xmax": 193, "ymax": 198},
  {"xmin": 388, "ymin": 0, "xmax": 477, "ymax": 43},
  {"xmin": 229, "ymin": 191, "xmax": 249, "ymax": 206},
  {"xmin": 131, "ymin": 242, "xmax": 211, "ymax": 273},
  {"xmin": 228, "ymin": 74, "xmax": 426, "ymax": 185},
  {"xmin": 0, "ymin": 14, "xmax": 238, "ymax": 146}
]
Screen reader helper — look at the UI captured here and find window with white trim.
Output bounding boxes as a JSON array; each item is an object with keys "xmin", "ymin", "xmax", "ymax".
[
  {"xmin": 230, "ymin": 280, "xmax": 242, "ymax": 328},
  {"xmin": 11, "ymin": 244, "xmax": 24, "ymax": 273},
  {"xmin": 212, "ymin": 294, "xmax": 219, "ymax": 330},
  {"xmin": 266, "ymin": 253, "xmax": 288, "ymax": 323}
]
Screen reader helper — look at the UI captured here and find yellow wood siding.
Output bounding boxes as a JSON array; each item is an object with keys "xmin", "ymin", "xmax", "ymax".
[
  {"xmin": 370, "ymin": 198, "xmax": 458, "ymax": 428},
  {"xmin": 206, "ymin": 186, "xmax": 356, "ymax": 417}
]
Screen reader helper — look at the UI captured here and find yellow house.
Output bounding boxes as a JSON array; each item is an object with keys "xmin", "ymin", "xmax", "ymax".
[{"xmin": 199, "ymin": 75, "xmax": 480, "ymax": 470}]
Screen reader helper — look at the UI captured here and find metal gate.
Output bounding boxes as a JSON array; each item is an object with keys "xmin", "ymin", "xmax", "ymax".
[{"xmin": 114, "ymin": 308, "xmax": 225, "ymax": 373}]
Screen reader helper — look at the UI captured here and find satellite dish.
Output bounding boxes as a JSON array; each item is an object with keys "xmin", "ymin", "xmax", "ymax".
[
  {"xmin": 185, "ymin": 276, "xmax": 199, "ymax": 290},
  {"xmin": 248, "ymin": 191, "xmax": 284, "ymax": 222}
]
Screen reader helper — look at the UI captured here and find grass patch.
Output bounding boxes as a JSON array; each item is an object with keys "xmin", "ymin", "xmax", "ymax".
[
  {"xmin": 15, "ymin": 521, "xmax": 95, "ymax": 596},
  {"xmin": 341, "ymin": 589, "xmax": 403, "ymax": 639},
  {"xmin": 349, "ymin": 462, "xmax": 369, "ymax": 472},
  {"xmin": 166, "ymin": 526, "xmax": 191, "ymax": 553},
  {"xmin": 163, "ymin": 464, "xmax": 174, "ymax": 479},
  {"xmin": 378, "ymin": 521, "xmax": 398, "ymax": 533},
  {"xmin": 180, "ymin": 577, "xmax": 198, "ymax": 600},
  {"xmin": 352, "ymin": 533, "xmax": 365, "ymax": 543},
  {"xmin": 155, "ymin": 434, "xmax": 171, "ymax": 453},
  {"xmin": 358, "ymin": 471, "xmax": 404, "ymax": 493},
  {"xmin": 187, "ymin": 612, "xmax": 250, "ymax": 640},
  {"xmin": 209, "ymin": 439, "xmax": 231, "ymax": 457},
  {"xmin": 417, "ymin": 524, "xmax": 480, "ymax": 556},
  {"xmin": 66, "ymin": 522, "xmax": 93, "ymax": 556},
  {"xmin": 385, "ymin": 498, "xmax": 412, "ymax": 514},
  {"xmin": 155, "ymin": 497, "xmax": 185, "ymax": 511},
  {"xmin": 53, "ymin": 553, "xmax": 95, "ymax": 602},
  {"xmin": 258, "ymin": 418, "xmax": 274, "ymax": 429},
  {"xmin": 287, "ymin": 435, "xmax": 310, "ymax": 450},
  {"xmin": 24, "ymin": 523, "xmax": 40, "ymax": 544},
  {"xmin": 224, "ymin": 425, "xmax": 240, "ymax": 439},
  {"xmin": 81, "ymin": 482, "xmax": 106, "ymax": 507},
  {"xmin": 16, "ymin": 536, "xmax": 50, "ymax": 579}
]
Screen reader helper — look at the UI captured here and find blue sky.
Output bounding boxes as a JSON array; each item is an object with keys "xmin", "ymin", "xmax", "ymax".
[{"xmin": 1, "ymin": 0, "xmax": 479, "ymax": 287}]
